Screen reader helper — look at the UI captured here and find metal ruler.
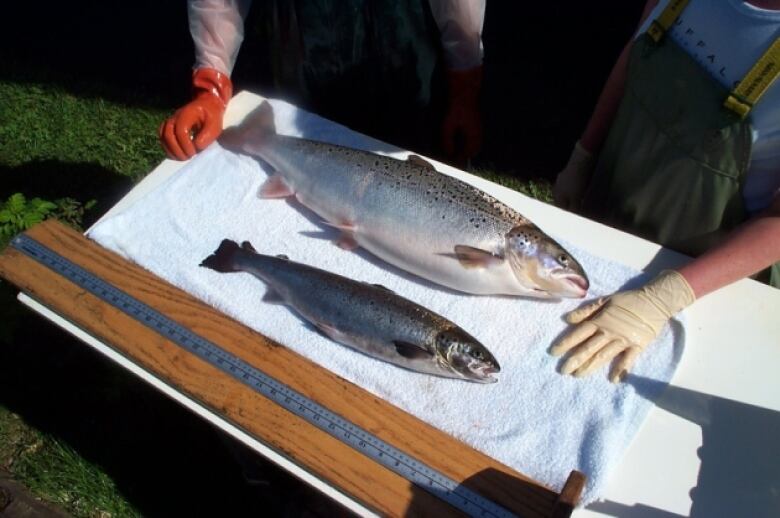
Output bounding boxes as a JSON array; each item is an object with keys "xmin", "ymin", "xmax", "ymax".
[{"xmin": 11, "ymin": 234, "xmax": 517, "ymax": 518}]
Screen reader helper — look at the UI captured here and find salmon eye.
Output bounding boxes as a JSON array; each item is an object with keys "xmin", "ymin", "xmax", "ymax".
[{"xmin": 558, "ymin": 254, "xmax": 569, "ymax": 266}]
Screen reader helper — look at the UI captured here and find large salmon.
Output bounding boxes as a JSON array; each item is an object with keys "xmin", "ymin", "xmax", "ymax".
[{"xmin": 220, "ymin": 102, "xmax": 589, "ymax": 298}]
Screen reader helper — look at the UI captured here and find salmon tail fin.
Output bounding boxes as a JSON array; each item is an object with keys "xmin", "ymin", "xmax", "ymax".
[
  {"xmin": 200, "ymin": 239, "xmax": 243, "ymax": 273},
  {"xmin": 219, "ymin": 100, "xmax": 277, "ymax": 154}
]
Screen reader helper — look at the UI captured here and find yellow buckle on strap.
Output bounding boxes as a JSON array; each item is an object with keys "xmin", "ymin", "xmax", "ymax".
[
  {"xmin": 647, "ymin": 0, "xmax": 690, "ymax": 43},
  {"xmin": 724, "ymin": 38, "xmax": 780, "ymax": 119},
  {"xmin": 723, "ymin": 95, "xmax": 752, "ymax": 119}
]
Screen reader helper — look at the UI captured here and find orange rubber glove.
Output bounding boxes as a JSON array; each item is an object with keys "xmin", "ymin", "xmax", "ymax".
[
  {"xmin": 159, "ymin": 68, "xmax": 233, "ymax": 160},
  {"xmin": 441, "ymin": 66, "xmax": 483, "ymax": 165}
]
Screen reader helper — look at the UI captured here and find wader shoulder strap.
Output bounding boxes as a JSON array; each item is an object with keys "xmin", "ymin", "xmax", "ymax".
[
  {"xmin": 724, "ymin": 37, "xmax": 780, "ymax": 118},
  {"xmin": 647, "ymin": 0, "xmax": 690, "ymax": 43}
]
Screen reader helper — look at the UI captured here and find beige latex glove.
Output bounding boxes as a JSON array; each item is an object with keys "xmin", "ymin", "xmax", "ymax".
[
  {"xmin": 551, "ymin": 270, "xmax": 695, "ymax": 382},
  {"xmin": 553, "ymin": 141, "xmax": 596, "ymax": 211}
]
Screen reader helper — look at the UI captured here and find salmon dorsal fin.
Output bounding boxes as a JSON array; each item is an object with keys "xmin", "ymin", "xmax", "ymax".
[{"xmin": 406, "ymin": 154, "xmax": 437, "ymax": 171}]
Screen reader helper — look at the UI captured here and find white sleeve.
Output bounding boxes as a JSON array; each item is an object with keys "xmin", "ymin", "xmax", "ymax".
[
  {"xmin": 188, "ymin": 0, "xmax": 252, "ymax": 75},
  {"xmin": 428, "ymin": 0, "xmax": 486, "ymax": 70}
]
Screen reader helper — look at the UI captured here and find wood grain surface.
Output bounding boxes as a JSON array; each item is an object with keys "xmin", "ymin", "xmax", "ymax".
[{"xmin": 0, "ymin": 220, "xmax": 584, "ymax": 517}]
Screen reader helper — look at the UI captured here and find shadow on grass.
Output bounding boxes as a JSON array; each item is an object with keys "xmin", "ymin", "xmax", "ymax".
[
  {"xmin": 1, "ymin": 2, "xmax": 645, "ymax": 181},
  {"xmin": 0, "ymin": 2, "xmax": 193, "ymax": 111},
  {"xmin": 0, "ymin": 161, "xmax": 133, "ymax": 229}
]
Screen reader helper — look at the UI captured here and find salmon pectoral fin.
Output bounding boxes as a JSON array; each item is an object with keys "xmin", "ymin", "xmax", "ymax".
[
  {"xmin": 258, "ymin": 174, "xmax": 295, "ymax": 198},
  {"xmin": 453, "ymin": 245, "xmax": 504, "ymax": 269},
  {"xmin": 406, "ymin": 154, "xmax": 437, "ymax": 171},
  {"xmin": 393, "ymin": 341, "xmax": 435, "ymax": 360}
]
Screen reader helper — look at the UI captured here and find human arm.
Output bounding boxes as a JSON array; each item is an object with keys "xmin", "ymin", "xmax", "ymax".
[
  {"xmin": 551, "ymin": 193, "xmax": 780, "ymax": 382},
  {"xmin": 678, "ymin": 194, "xmax": 780, "ymax": 297},
  {"xmin": 553, "ymin": 0, "xmax": 659, "ymax": 209},
  {"xmin": 159, "ymin": 0, "xmax": 252, "ymax": 160},
  {"xmin": 429, "ymin": 0, "xmax": 486, "ymax": 164}
]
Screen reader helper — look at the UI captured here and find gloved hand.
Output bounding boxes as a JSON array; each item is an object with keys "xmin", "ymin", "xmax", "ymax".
[
  {"xmin": 159, "ymin": 68, "xmax": 233, "ymax": 160},
  {"xmin": 551, "ymin": 270, "xmax": 695, "ymax": 382},
  {"xmin": 441, "ymin": 66, "xmax": 483, "ymax": 165},
  {"xmin": 553, "ymin": 141, "xmax": 596, "ymax": 211}
]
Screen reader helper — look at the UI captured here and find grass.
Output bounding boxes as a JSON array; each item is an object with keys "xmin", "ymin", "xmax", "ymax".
[
  {"xmin": 0, "ymin": 81, "xmax": 166, "ymax": 181},
  {"xmin": 0, "ymin": 74, "xmax": 554, "ymax": 516},
  {"xmin": 1, "ymin": 408, "xmax": 140, "ymax": 517},
  {"xmin": 0, "ymin": 402, "xmax": 141, "ymax": 518},
  {"xmin": 0, "ymin": 78, "xmax": 165, "ymax": 517}
]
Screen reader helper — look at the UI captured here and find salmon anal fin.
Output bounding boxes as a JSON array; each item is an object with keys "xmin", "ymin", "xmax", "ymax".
[
  {"xmin": 261, "ymin": 289, "xmax": 285, "ymax": 304},
  {"xmin": 259, "ymin": 174, "xmax": 294, "ymax": 198},
  {"xmin": 336, "ymin": 234, "xmax": 359, "ymax": 251}
]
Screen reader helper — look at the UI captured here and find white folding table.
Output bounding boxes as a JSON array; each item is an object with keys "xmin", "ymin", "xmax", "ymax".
[{"xmin": 15, "ymin": 91, "xmax": 780, "ymax": 517}]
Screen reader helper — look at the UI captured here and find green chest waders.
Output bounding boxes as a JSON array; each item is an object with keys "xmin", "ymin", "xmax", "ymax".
[{"xmin": 582, "ymin": 15, "xmax": 780, "ymax": 288}]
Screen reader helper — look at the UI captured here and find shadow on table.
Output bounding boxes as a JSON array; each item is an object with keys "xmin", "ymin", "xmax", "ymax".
[
  {"xmin": 587, "ymin": 500, "xmax": 686, "ymax": 517},
  {"xmin": 608, "ymin": 376, "xmax": 780, "ymax": 518}
]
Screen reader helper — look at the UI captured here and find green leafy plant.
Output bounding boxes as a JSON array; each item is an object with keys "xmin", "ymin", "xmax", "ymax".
[
  {"xmin": 53, "ymin": 197, "xmax": 97, "ymax": 230},
  {"xmin": 0, "ymin": 193, "xmax": 57, "ymax": 244},
  {"xmin": 0, "ymin": 194, "xmax": 97, "ymax": 250}
]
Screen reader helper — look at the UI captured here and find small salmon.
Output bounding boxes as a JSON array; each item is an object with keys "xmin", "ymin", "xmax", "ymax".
[
  {"xmin": 201, "ymin": 240, "xmax": 501, "ymax": 383},
  {"xmin": 220, "ymin": 102, "xmax": 589, "ymax": 298}
]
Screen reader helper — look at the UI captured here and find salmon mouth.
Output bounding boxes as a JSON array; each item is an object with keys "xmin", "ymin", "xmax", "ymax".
[
  {"xmin": 472, "ymin": 364, "xmax": 500, "ymax": 383},
  {"xmin": 562, "ymin": 274, "xmax": 589, "ymax": 298}
]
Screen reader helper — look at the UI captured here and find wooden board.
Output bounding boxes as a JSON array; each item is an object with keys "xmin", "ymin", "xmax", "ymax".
[{"xmin": 0, "ymin": 220, "xmax": 585, "ymax": 517}]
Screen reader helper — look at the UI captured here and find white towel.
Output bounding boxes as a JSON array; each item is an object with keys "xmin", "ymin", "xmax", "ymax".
[{"xmin": 88, "ymin": 99, "xmax": 685, "ymax": 505}]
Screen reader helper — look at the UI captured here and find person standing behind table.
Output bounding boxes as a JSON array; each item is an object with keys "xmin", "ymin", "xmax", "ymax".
[
  {"xmin": 550, "ymin": 0, "xmax": 780, "ymax": 382},
  {"xmin": 159, "ymin": 0, "xmax": 486, "ymax": 165}
]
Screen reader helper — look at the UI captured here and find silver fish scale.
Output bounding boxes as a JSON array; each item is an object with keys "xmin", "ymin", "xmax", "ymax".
[
  {"xmin": 300, "ymin": 138, "xmax": 530, "ymax": 229},
  {"xmin": 261, "ymin": 135, "xmax": 562, "ymax": 295},
  {"xmin": 239, "ymin": 252, "xmax": 453, "ymax": 355}
]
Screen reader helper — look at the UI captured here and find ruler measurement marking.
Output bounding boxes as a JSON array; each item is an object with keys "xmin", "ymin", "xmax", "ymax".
[{"xmin": 12, "ymin": 234, "xmax": 518, "ymax": 518}]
